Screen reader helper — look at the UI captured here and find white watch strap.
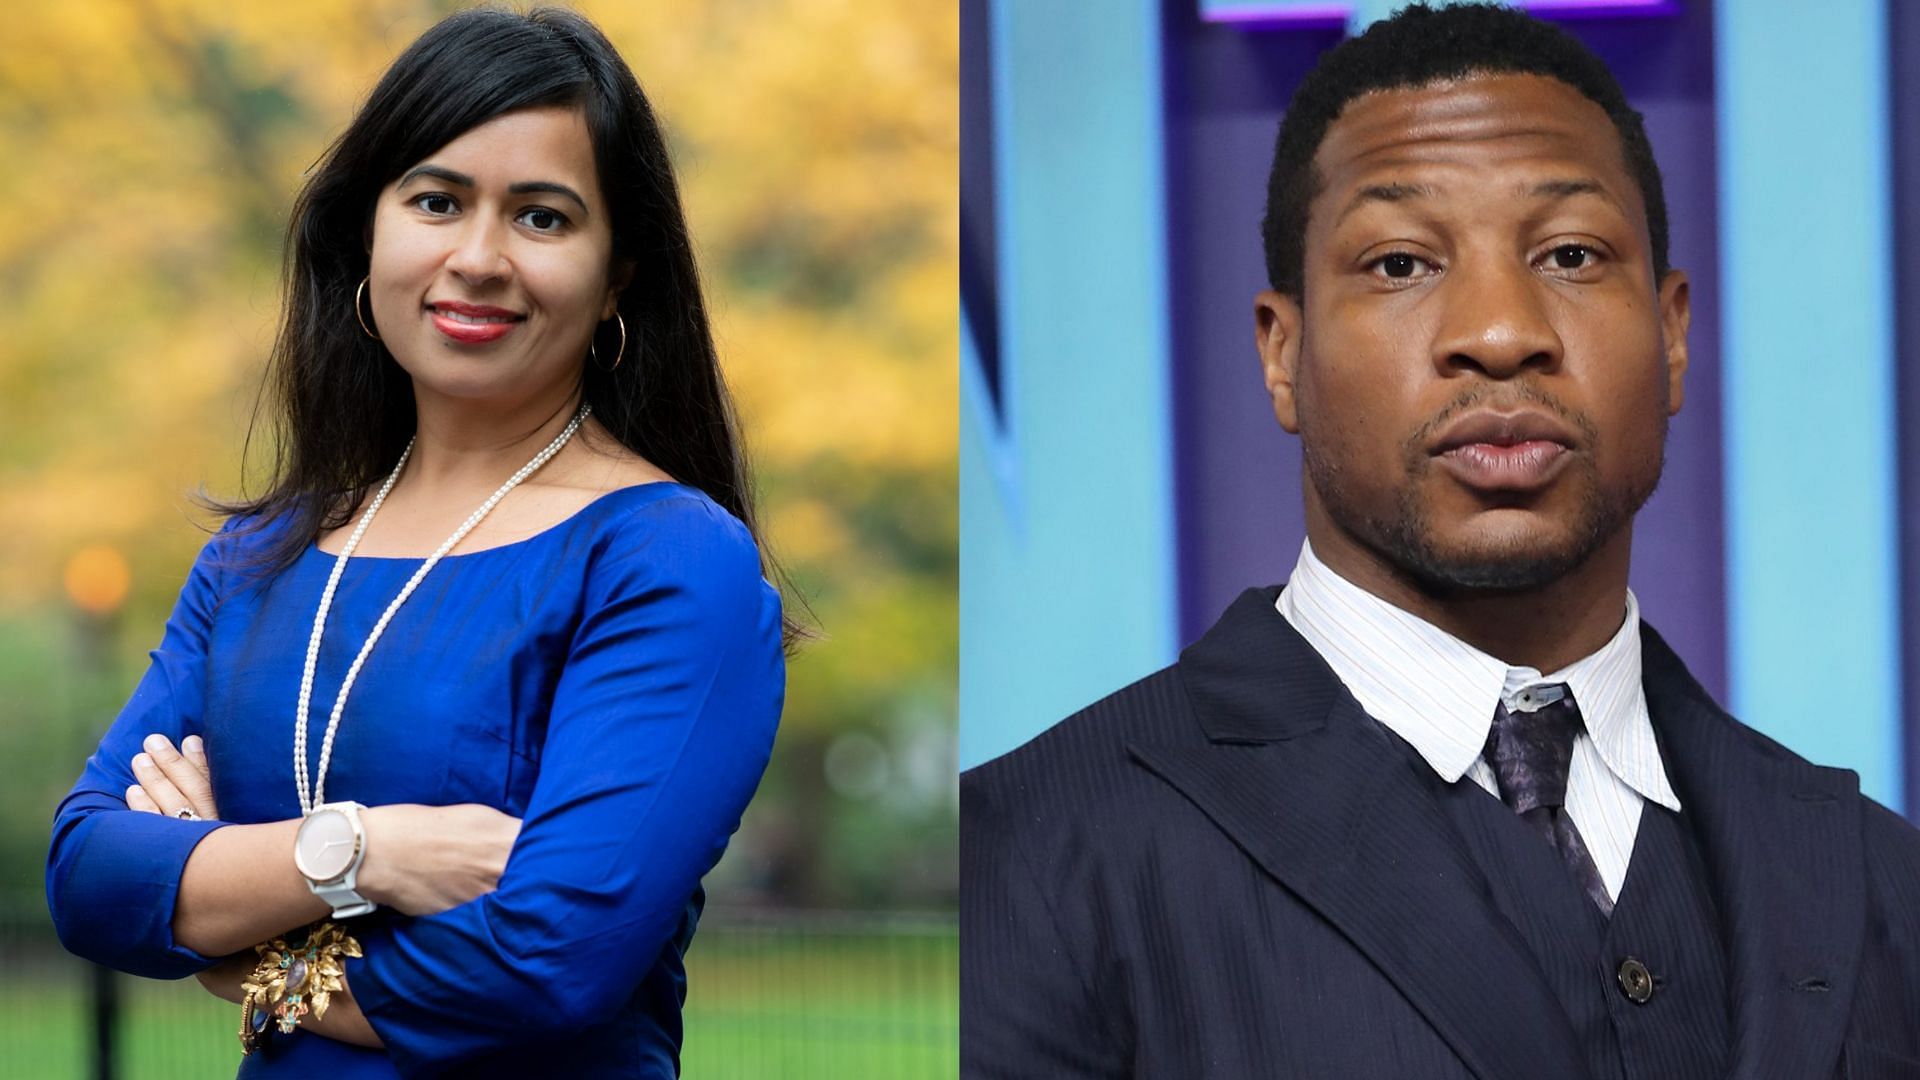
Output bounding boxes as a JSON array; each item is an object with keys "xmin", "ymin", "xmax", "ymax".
[{"xmin": 311, "ymin": 878, "xmax": 375, "ymax": 919}]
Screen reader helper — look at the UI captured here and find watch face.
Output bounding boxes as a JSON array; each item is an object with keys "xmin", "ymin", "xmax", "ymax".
[{"xmin": 294, "ymin": 808, "xmax": 359, "ymax": 882}]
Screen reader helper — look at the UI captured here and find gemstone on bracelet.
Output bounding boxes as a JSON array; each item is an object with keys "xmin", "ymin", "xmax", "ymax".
[
  {"xmin": 251, "ymin": 1008, "xmax": 270, "ymax": 1033},
  {"xmin": 289, "ymin": 959, "xmax": 308, "ymax": 988}
]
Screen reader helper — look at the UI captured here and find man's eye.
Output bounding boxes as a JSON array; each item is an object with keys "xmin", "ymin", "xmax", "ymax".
[
  {"xmin": 1370, "ymin": 252, "xmax": 1432, "ymax": 281},
  {"xmin": 1548, "ymin": 244, "xmax": 1594, "ymax": 270}
]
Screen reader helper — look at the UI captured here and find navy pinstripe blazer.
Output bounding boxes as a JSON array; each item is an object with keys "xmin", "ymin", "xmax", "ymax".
[{"xmin": 961, "ymin": 586, "xmax": 1920, "ymax": 1078}]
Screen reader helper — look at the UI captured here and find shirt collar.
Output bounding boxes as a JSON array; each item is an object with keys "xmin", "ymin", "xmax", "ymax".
[{"xmin": 1276, "ymin": 539, "xmax": 1680, "ymax": 811}]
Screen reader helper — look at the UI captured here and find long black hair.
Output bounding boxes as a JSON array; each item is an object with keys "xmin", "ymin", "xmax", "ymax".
[{"xmin": 205, "ymin": 6, "xmax": 804, "ymax": 645}]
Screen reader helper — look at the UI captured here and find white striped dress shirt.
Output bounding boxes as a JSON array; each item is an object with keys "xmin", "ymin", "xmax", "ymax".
[{"xmin": 1275, "ymin": 540, "xmax": 1681, "ymax": 903}]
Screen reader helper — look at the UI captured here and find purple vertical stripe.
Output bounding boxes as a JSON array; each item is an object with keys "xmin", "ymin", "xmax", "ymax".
[
  {"xmin": 1894, "ymin": 0, "xmax": 1920, "ymax": 820},
  {"xmin": 961, "ymin": 0, "xmax": 1002, "ymax": 416},
  {"xmin": 1575, "ymin": 1, "xmax": 1725, "ymax": 705}
]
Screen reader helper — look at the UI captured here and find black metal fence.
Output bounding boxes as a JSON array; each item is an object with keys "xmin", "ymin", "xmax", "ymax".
[{"xmin": 0, "ymin": 891, "xmax": 956, "ymax": 1078}]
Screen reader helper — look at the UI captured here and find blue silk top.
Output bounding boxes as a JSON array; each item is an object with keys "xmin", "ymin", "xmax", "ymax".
[{"xmin": 46, "ymin": 483, "xmax": 786, "ymax": 1078}]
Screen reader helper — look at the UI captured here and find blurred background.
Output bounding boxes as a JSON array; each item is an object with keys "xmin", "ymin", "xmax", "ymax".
[
  {"xmin": 962, "ymin": 0, "xmax": 1920, "ymax": 833},
  {"xmin": 0, "ymin": 0, "xmax": 955, "ymax": 1076}
]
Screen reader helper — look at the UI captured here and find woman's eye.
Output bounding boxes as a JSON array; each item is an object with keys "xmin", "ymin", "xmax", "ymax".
[
  {"xmin": 519, "ymin": 207, "xmax": 568, "ymax": 232},
  {"xmin": 414, "ymin": 193, "xmax": 457, "ymax": 215}
]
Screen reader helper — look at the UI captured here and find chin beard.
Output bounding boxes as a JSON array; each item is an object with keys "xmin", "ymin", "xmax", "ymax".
[
  {"xmin": 1376, "ymin": 500, "xmax": 1611, "ymax": 593},
  {"xmin": 1308, "ymin": 449, "xmax": 1659, "ymax": 596}
]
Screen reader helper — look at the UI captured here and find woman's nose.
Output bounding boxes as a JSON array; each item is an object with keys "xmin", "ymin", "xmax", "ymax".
[{"xmin": 445, "ymin": 217, "xmax": 511, "ymax": 283}]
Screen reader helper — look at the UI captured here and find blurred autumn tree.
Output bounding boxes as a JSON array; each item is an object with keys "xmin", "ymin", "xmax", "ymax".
[{"xmin": 0, "ymin": 0, "xmax": 956, "ymax": 908}]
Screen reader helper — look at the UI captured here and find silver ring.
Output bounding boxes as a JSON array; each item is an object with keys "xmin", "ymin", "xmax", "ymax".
[{"xmin": 173, "ymin": 807, "xmax": 200, "ymax": 820}]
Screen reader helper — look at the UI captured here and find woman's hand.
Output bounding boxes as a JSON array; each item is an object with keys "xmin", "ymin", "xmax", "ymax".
[
  {"xmin": 195, "ymin": 950, "xmax": 382, "ymax": 1049},
  {"xmin": 194, "ymin": 950, "xmax": 254, "ymax": 1005},
  {"xmin": 126, "ymin": 734, "xmax": 219, "ymax": 820},
  {"xmin": 357, "ymin": 803, "xmax": 522, "ymax": 917}
]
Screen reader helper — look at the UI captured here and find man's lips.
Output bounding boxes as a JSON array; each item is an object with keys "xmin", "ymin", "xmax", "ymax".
[
  {"xmin": 1428, "ymin": 410, "xmax": 1578, "ymax": 493},
  {"xmin": 1435, "ymin": 440, "xmax": 1571, "ymax": 492}
]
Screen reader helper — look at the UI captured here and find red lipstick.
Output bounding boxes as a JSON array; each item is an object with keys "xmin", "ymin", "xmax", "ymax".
[{"xmin": 426, "ymin": 300, "xmax": 524, "ymax": 345}]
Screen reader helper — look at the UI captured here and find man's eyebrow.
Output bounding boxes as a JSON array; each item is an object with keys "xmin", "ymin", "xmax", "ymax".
[
  {"xmin": 1334, "ymin": 182, "xmax": 1440, "ymax": 226},
  {"xmin": 398, "ymin": 165, "xmax": 591, "ymax": 217},
  {"xmin": 1523, "ymin": 177, "xmax": 1620, "ymax": 210}
]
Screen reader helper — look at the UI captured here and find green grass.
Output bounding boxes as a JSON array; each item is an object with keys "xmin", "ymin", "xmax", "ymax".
[{"xmin": 0, "ymin": 927, "xmax": 957, "ymax": 1079}]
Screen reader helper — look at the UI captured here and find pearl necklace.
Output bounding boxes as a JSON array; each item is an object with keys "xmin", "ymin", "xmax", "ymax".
[{"xmin": 293, "ymin": 404, "xmax": 590, "ymax": 815}]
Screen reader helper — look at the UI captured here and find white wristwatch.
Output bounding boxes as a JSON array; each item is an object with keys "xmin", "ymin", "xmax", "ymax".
[{"xmin": 293, "ymin": 801, "xmax": 375, "ymax": 918}]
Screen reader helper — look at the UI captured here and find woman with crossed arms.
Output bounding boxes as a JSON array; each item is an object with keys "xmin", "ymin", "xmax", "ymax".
[{"xmin": 46, "ymin": 9, "xmax": 789, "ymax": 1077}]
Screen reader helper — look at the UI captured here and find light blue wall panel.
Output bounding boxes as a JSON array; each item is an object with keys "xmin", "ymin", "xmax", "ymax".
[
  {"xmin": 959, "ymin": 0, "xmax": 1176, "ymax": 769},
  {"xmin": 1718, "ymin": 0, "xmax": 1902, "ymax": 806}
]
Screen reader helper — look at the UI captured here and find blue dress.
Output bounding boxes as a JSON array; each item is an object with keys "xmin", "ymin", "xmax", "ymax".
[{"xmin": 46, "ymin": 483, "xmax": 786, "ymax": 1078}]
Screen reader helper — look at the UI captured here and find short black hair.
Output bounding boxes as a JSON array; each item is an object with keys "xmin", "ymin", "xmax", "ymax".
[{"xmin": 1260, "ymin": 2, "xmax": 1668, "ymax": 297}]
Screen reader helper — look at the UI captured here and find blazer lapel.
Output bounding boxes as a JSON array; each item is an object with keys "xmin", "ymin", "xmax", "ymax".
[
  {"xmin": 1640, "ymin": 628, "xmax": 1865, "ymax": 1079},
  {"xmin": 1131, "ymin": 588, "xmax": 1593, "ymax": 1080}
]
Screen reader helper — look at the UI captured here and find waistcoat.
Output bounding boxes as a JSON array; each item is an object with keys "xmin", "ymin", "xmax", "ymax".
[{"xmin": 1431, "ymin": 764, "xmax": 1732, "ymax": 1079}]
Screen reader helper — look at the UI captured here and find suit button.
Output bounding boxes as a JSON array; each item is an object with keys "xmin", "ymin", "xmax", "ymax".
[{"xmin": 1617, "ymin": 957, "xmax": 1654, "ymax": 1004}]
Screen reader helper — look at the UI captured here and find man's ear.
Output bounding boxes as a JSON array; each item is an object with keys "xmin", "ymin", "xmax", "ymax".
[
  {"xmin": 1254, "ymin": 289, "xmax": 1305, "ymax": 433},
  {"xmin": 1657, "ymin": 269, "xmax": 1691, "ymax": 416},
  {"xmin": 602, "ymin": 259, "xmax": 636, "ymax": 320}
]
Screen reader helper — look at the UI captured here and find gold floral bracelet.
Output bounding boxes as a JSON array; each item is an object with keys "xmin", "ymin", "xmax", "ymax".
[{"xmin": 237, "ymin": 920, "xmax": 363, "ymax": 1056}]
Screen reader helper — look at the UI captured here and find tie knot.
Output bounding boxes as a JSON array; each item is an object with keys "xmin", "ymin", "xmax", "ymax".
[{"xmin": 1485, "ymin": 684, "xmax": 1583, "ymax": 814}]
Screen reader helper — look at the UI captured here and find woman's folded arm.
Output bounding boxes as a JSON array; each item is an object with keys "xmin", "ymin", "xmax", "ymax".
[{"xmin": 46, "ymin": 522, "xmax": 241, "ymax": 978}]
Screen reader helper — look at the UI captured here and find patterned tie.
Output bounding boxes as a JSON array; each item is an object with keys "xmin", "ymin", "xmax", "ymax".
[{"xmin": 1483, "ymin": 684, "xmax": 1614, "ymax": 917}]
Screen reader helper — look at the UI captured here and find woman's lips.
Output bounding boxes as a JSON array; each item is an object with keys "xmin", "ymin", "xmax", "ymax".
[
  {"xmin": 1434, "ymin": 439, "xmax": 1570, "ymax": 492},
  {"xmin": 429, "ymin": 307, "xmax": 522, "ymax": 344}
]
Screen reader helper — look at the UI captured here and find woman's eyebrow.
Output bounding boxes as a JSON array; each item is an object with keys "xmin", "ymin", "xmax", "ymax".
[
  {"xmin": 399, "ymin": 165, "xmax": 590, "ymax": 217},
  {"xmin": 507, "ymin": 180, "xmax": 589, "ymax": 217}
]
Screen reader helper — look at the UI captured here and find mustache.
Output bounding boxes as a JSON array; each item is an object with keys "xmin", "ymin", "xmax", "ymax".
[{"xmin": 1404, "ymin": 382, "xmax": 1599, "ymax": 457}]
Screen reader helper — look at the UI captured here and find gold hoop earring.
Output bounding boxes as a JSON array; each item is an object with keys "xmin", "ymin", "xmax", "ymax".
[
  {"xmin": 354, "ymin": 277, "xmax": 380, "ymax": 340},
  {"xmin": 590, "ymin": 313, "xmax": 626, "ymax": 372}
]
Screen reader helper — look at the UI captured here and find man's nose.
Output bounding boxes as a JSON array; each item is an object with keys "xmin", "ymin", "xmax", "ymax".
[{"xmin": 1429, "ymin": 256, "xmax": 1563, "ymax": 378}]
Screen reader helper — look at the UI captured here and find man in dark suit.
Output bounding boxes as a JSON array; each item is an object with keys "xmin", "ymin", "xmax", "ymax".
[{"xmin": 961, "ymin": 5, "xmax": 1920, "ymax": 1077}]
